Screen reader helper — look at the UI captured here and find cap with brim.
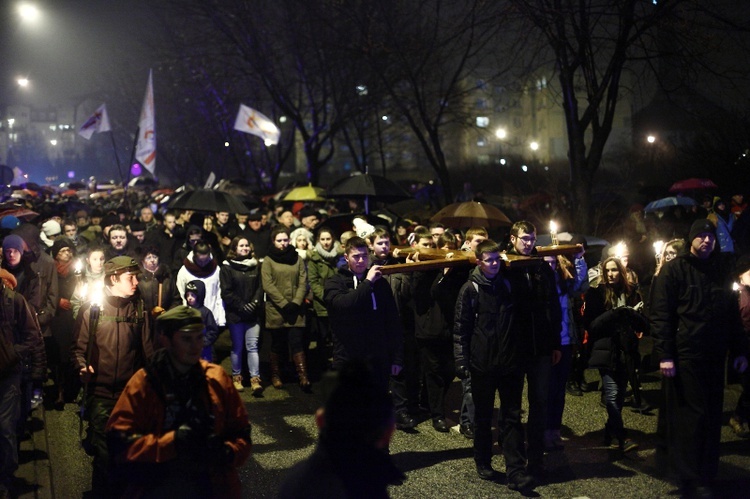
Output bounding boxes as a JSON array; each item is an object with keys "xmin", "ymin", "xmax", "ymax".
[
  {"xmin": 104, "ymin": 256, "xmax": 142, "ymax": 277},
  {"xmin": 156, "ymin": 305, "xmax": 204, "ymax": 336}
]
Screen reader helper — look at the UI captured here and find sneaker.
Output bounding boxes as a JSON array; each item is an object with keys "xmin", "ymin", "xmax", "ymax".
[
  {"xmin": 249, "ymin": 376, "xmax": 264, "ymax": 395},
  {"xmin": 507, "ymin": 472, "xmax": 535, "ymax": 491},
  {"xmin": 232, "ymin": 375, "xmax": 244, "ymax": 392},
  {"xmin": 730, "ymin": 415, "xmax": 750, "ymax": 438},
  {"xmin": 459, "ymin": 423, "xmax": 474, "ymax": 439},
  {"xmin": 620, "ymin": 438, "xmax": 639, "ymax": 453}
]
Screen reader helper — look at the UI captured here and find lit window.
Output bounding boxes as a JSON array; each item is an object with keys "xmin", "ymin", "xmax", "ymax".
[{"xmin": 476, "ymin": 117, "xmax": 489, "ymax": 128}]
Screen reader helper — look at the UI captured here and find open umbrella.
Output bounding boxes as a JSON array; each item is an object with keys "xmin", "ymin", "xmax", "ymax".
[
  {"xmin": 283, "ymin": 184, "xmax": 327, "ymax": 202},
  {"xmin": 431, "ymin": 201, "xmax": 512, "ymax": 229},
  {"xmin": 168, "ymin": 188, "xmax": 250, "ymax": 214},
  {"xmin": 669, "ymin": 178, "xmax": 718, "ymax": 192},
  {"xmin": 644, "ymin": 196, "xmax": 696, "ymax": 213},
  {"xmin": 327, "ymin": 174, "xmax": 412, "ymax": 213},
  {"xmin": 536, "ymin": 232, "xmax": 609, "ymax": 247}
]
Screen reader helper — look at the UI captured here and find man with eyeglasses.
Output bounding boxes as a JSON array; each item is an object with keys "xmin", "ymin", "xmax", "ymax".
[
  {"xmin": 503, "ymin": 220, "xmax": 562, "ymax": 488},
  {"xmin": 72, "ymin": 256, "xmax": 153, "ymax": 496}
]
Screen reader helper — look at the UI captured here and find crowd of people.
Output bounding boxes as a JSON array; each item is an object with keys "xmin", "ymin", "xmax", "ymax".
[{"xmin": 0, "ymin": 188, "xmax": 748, "ymax": 498}]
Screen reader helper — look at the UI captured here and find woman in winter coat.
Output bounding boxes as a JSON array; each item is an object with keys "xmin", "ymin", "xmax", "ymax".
[
  {"xmin": 584, "ymin": 256, "xmax": 644, "ymax": 453},
  {"xmin": 50, "ymin": 238, "xmax": 78, "ymax": 407},
  {"xmin": 307, "ymin": 227, "xmax": 344, "ymax": 364},
  {"xmin": 261, "ymin": 226, "xmax": 310, "ymax": 391},
  {"xmin": 220, "ymin": 236, "xmax": 264, "ymax": 395}
]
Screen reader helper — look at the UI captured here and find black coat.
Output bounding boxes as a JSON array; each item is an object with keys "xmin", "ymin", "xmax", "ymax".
[{"xmin": 219, "ymin": 258, "xmax": 263, "ymax": 324}]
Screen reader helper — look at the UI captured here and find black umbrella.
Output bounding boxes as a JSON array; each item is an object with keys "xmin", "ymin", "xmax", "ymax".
[
  {"xmin": 167, "ymin": 189, "xmax": 250, "ymax": 214},
  {"xmin": 327, "ymin": 174, "xmax": 411, "ymax": 213}
]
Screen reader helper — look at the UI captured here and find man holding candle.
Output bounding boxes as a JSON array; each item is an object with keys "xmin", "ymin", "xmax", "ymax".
[{"xmin": 71, "ymin": 256, "xmax": 153, "ymax": 496}]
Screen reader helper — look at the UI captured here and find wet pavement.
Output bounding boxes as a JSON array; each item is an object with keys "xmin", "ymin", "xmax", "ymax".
[{"xmin": 16, "ymin": 333, "xmax": 750, "ymax": 498}]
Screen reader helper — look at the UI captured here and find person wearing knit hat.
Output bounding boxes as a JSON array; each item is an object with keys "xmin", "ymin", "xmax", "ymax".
[
  {"xmin": 299, "ymin": 207, "xmax": 319, "ymax": 230},
  {"xmin": 51, "ymin": 237, "xmax": 75, "ymax": 260},
  {"xmin": 651, "ymin": 216, "xmax": 748, "ymax": 497},
  {"xmin": 40, "ymin": 219, "xmax": 62, "ymax": 248}
]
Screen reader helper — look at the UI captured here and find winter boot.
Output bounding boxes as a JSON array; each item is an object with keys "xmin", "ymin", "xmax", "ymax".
[
  {"xmin": 270, "ymin": 353, "xmax": 283, "ymax": 389},
  {"xmin": 232, "ymin": 375, "xmax": 244, "ymax": 392},
  {"xmin": 250, "ymin": 376, "xmax": 264, "ymax": 395},
  {"xmin": 293, "ymin": 351, "xmax": 312, "ymax": 392}
]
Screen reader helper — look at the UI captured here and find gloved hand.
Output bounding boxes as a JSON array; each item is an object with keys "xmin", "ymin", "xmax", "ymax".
[
  {"xmin": 242, "ymin": 300, "xmax": 259, "ymax": 316},
  {"xmin": 282, "ymin": 302, "xmax": 300, "ymax": 322},
  {"xmin": 455, "ymin": 363, "xmax": 470, "ymax": 380}
]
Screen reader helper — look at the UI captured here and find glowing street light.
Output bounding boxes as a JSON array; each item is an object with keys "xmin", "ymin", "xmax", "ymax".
[
  {"xmin": 18, "ymin": 3, "xmax": 40, "ymax": 23},
  {"xmin": 17, "ymin": 78, "xmax": 29, "ymax": 87},
  {"xmin": 495, "ymin": 128, "xmax": 507, "ymax": 140},
  {"xmin": 647, "ymin": 135, "xmax": 656, "ymax": 144},
  {"xmin": 529, "ymin": 141, "xmax": 539, "ymax": 151}
]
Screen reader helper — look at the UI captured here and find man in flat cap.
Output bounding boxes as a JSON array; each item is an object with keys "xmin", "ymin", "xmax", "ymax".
[
  {"xmin": 651, "ymin": 219, "xmax": 749, "ymax": 497},
  {"xmin": 71, "ymin": 255, "xmax": 153, "ymax": 496},
  {"xmin": 107, "ymin": 306, "xmax": 251, "ymax": 498}
]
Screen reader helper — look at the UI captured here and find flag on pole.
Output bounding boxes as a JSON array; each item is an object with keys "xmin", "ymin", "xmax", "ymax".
[
  {"xmin": 78, "ymin": 104, "xmax": 111, "ymax": 140},
  {"xmin": 233, "ymin": 104, "xmax": 280, "ymax": 145},
  {"xmin": 135, "ymin": 69, "xmax": 156, "ymax": 175}
]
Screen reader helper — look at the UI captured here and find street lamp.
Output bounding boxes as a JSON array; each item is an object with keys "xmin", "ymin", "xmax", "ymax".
[
  {"xmin": 647, "ymin": 135, "xmax": 656, "ymax": 144},
  {"xmin": 17, "ymin": 3, "xmax": 41, "ymax": 23},
  {"xmin": 16, "ymin": 77, "xmax": 29, "ymax": 88},
  {"xmin": 529, "ymin": 141, "xmax": 539, "ymax": 151},
  {"xmin": 495, "ymin": 127, "xmax": 507, "ymax": 140}
]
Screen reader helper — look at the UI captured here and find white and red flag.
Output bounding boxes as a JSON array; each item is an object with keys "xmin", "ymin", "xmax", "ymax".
[
  {"xmin": 78, "ymin": 103, "xmax": 111, "ymax": 140},
  {"xmin": 233, "ymin": 104, "xmax": 280, "ymax": 145},
  {"xmin": 135, "ymin": 69, "xmax": 156, "ymax": 174}
]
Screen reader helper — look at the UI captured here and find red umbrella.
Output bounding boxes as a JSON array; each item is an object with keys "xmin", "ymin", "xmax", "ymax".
[{"xmin": 669, "ymin": 178, "xmax": 718, "ymax": 192}]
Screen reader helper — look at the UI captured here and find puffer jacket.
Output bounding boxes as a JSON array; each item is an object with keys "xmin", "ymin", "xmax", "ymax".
[
  {"xmin": 71, "ymin": 288, "xmax": 153, "ymax": 399},
  {"xmin": 220, "ymin": 258, "xmax": 263, "ymax": 324},
  {"xmin": 453, "ymin": 267, "xmax": 518, "ymax": 375}
]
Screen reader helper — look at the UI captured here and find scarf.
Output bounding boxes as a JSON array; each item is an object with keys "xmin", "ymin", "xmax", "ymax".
[
  {"xmin": 183, "ymin": 253, "xmax": 218, "ymax": 278},
  {"xmin": 266, "ymin": 245, "xmax": 299, "ymax": 265},
  {"xmin": 224, "ymin": 257, "xmax": 259, "ymax": 271},
  {"xmin": 315, "ymin": 241, "xmax": 342, "ymax": 260},
  {"xmin": 56, "ymin": 259, "xmax": 74, "ymax": 278}
]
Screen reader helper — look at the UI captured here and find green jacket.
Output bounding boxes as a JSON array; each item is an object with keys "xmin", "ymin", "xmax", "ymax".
[{"xmin": 306, "ymin": 248, "xmax": 342, "ymax": 317}]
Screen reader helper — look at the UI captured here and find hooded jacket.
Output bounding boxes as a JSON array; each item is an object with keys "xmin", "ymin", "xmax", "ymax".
[
  {"xmin": 184, "ymin": 280, "xmax": 219, "ymax": 350},
  {"xmin": 307, "ymin": 243, "xmax": 344, "ymax": 318},
  {"xmin": 176, "ymin": 251, "xmax": 225, "ymax": 327},
  {"xmin": 12, "ymin": 223, "xmax": 59, "ymax": 336}
]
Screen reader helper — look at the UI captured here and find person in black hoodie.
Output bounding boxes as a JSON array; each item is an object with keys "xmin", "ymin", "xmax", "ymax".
[
  {"xmin": 220, "ymin": 236, "xmax": 263, "ymax": 395},
  {"xmin": 184, "ymin": 279, "xmax": 219, "ymax": 363}
]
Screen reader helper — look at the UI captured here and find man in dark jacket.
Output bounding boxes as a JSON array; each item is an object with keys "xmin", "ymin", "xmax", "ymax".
[
  {"xmin": 651, "ymin": 218, "xmax": 749, "ymax": 498},
  {"xmin": 504, "ymin": 221, "xmax": 562, "ymax": 482},
  {"xmin": 454, "ymin": 239, "xmax": 535, "ymax": 491},
  {"xmin": 71, "ymin": 256, "xmax": 152, "ymax": 496},
  {"xmin": 324, "ymin": 237, "xmax": 403, "ymax": 392},
  {"xmin": 0, "ymin": 270, "xmax": 44, "ymax": 498}
]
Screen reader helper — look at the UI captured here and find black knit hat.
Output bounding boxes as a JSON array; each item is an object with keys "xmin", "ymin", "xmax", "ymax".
[
  {"xmin": 51, "ymin": 237, "xmax": 75, "ymax": 259},
  {"xmin": 688, "ymin": 219, "xmax": 716, "ymax": 242}
]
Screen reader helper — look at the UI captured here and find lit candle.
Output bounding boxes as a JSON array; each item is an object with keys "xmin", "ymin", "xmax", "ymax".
[
  {"xmin": 653, "ymin": 240, "xmax": 664, "ymax": 266},
  {"xmin": 614, "ymin": 241, "xmax": 627, "ymax": 260},
  {"xmin": 734, "ymin": 282, "xmax": 740, "ymax": 293},
  {"xmin": 549, "ymin": 220, "xmax": 558, "ymax": 246}
]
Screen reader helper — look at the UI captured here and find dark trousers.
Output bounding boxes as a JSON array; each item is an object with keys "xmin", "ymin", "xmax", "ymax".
[
  {"xmin": 270, "ymin": 327, "xmax": 305, "ymax": 356},
  {"xmin": 525, "ymin": 355, "xmax": 552, "ymax": 466},
  {"xmin": 86, "ymin": 395, "xmax": 118, "ymax": 495},
  {"xmin": 390, "ymin": 329, "xmax": 420, "ymax": 415},
  {"xmin": 472, "ymin": 368, "xmax": 526, "ymax": 478},
  {"xmin": 416, "ymin": 338, "xmax": 454, "ymax": 420},
  {"xmin": 735, "ymin": 369, "xmax": 750, "ymax": 419},
  {"xmin": 547, "ymin": 345, "xmax": 573, "ymax": 431},
  {"xmin": 600, "ymin": 365, "xmax": 628, "ymax": 439},
  {"xmin": 657, "ymin": 357, "xmax": 724, "ymax": 484}
]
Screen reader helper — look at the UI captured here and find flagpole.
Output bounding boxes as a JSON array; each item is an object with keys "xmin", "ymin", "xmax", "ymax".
[{"xmin": 109, "ymin": 131, "xmax": 125, "ymax": 186}]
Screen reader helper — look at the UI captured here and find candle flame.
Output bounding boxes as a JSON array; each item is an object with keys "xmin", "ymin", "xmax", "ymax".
[{"xmin": 653, "ymin": 240, "xmax": 664, "ymax": 256}]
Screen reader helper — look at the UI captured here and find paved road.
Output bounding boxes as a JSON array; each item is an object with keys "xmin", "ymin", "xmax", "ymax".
[{"xmin": 18, "ymin": 333, "xmax": 750, "ymax": 498}]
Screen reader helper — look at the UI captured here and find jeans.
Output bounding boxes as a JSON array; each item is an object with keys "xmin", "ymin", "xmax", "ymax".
[
  {"xmin": 600, "ymin": 366, "xmax": 627, "ymax": 439},
  {"xmin": 547, "ymin": 345, "xmax": 573, "ymax": 431},
  {"xmin": 0, "ymin": 373, "xmax": 20, "ymax": 486},
  {"xmin": 229, "ymin": 322, "xmax": 261, "ymax": 377}
]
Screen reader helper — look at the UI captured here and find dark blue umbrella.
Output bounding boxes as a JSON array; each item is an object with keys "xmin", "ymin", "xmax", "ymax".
[{"xmin": 644, "ymin": 196, "xmax": 696, "ymax": 213}]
